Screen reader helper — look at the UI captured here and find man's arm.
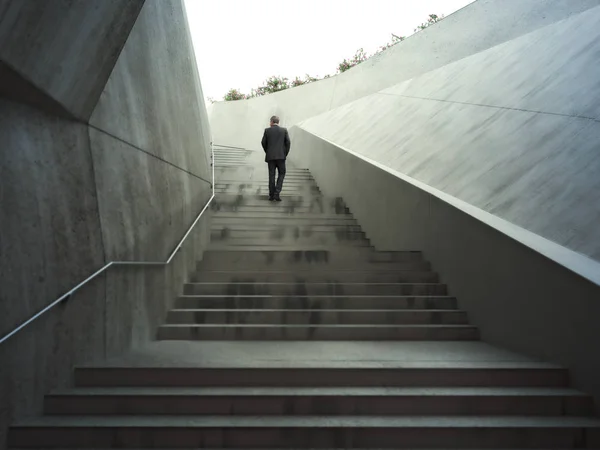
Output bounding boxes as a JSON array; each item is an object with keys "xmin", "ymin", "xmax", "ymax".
[
  {"xmin": 284, "ymin": 129, "xmax": 291, "ymax": 156},
  {"xmin": 261, "ymin": 129, "xmax": 268, "ymax": 152}
]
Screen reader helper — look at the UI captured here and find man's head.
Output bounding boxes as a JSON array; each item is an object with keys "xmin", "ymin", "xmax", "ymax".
[{"xmin": 270, "ymin": 115, "xmax": 280, "ymax": 126}]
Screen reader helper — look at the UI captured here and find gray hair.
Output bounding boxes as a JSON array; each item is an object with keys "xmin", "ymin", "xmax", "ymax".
[{"xmin": 270, "ymin": 115, "xmax": 280, "ymax": 124}]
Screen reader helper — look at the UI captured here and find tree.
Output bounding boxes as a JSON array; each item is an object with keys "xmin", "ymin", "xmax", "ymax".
[{"xmin": 221, "ymin": 13, "xmax": 442, "ymax": 100}]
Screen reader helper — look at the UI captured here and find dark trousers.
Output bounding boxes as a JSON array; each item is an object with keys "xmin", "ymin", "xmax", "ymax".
[{"xmin": 268, "ymin": 159, "xmax": 286, "ymax": 198}]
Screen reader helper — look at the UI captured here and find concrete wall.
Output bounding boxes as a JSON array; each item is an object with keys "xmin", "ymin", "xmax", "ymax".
[
  {"xmin": 0, "ymin": 0, "xmax": 145, "ymax": 120},
  {"xmin": 208, "ymin": 0, "xmax": 600, "ymax": 149},
  {"xmin": 291, "ymin": 127, "xmax": 600, "ymax": 411},
  {"xmin": 297, "ymin": 5, "xmax": 600, "ymax": 263},
  {"xmin": 0, "ymin": 1, "xmax": 212, "ymax": 448}
]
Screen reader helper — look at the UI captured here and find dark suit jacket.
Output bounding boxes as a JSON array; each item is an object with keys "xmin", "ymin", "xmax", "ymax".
[{"xmin": 261, "ymin": 125, "xmax": 291, "ymax": 162}]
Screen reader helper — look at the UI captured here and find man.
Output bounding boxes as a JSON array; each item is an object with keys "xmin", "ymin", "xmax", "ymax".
[{"xmin": 261, "ymin": 115, "xmax": 291, "ymax": 201}]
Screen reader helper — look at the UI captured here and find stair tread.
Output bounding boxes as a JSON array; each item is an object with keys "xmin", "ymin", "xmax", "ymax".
[
  {"xmin": 48, "ymin": 387, "xmax": 587, "ymax": 397},
  {"xmin": 159, "ymin": 324, "xmax": 476, "ymax": 328},
  {"xmin": 14, "ymin": 415, "xmax": 600, "ymax": 428},
  {"xmin": 169, "ymin": 309, "xmax": 460, "ymax": 313},
  {"xmin": 184, "ymin": 283, "xmax": 444, "ymax": 286},
  {"xmin": 179, "ymin": 295, "xmax": 454, "ymax": 298}
]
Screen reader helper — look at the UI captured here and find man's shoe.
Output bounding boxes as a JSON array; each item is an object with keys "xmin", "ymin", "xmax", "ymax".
[
  {"xmin": 268, "ymin": 196, "xmax": 274, "ymax": 201},
  {"xmin": 275, "ymin": 196, "xmax": 282, "ymax": 202}
]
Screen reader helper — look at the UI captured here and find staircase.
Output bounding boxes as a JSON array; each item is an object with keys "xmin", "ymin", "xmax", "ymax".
[{"xmin": 8, "ymin": 156, "xmax": 600, "ymax": 448}]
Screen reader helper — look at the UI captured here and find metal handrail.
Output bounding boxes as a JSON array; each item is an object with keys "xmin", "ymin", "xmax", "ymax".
[{"xmin": 0, "ymin": 143, "xmax": 216, "ymax": 346}]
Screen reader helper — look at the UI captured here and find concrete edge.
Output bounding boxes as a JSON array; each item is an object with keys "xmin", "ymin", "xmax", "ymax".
[{"xmin": 297, "ymin": 127, "xmax": 600, "ymax": 289}]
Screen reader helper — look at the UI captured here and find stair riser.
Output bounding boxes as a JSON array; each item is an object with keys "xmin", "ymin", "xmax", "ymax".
[
  {"xmin": 156, "ymin": 326, "xmax": 478, "ymax": 341},
  {"xmin": 211, "ymin": 232, "xmax": 368, "ymax": 242},
  {"xmin": 10, "ymin": 426, "xmax": 599, "ymax": 448},
  {"xmin": 211, "ymin": 225, "xmax": 364, "ymax": 232},
  {"xmin": 215, "ymin": 180, "xmax": 316, "ymax": 185},
  {"xmin": 198, "ymin": 264, "xmax": 434, "ymax": 273},
  {"xmin": 44, "ymin": 394, "xmax": 593, "ymax": 416},
  {"xmin": 73, "ymin": 367, "xmax": 569, "ymax": 388},
  {"xmin": 201, "ymin": 250, "xmax": 423, "ymax": 265},
  {"xmin": 165, "ymin": 310, "xmax": 468, "ymax": 325},
  {"xmin": 197, "ymin": 260, "xmax": 431, "ymax": 272},
  {"xmin": 214, "ymin": 195, "xmax": 337, "ymax": 203},
  {"xmin": 212, "ymin": 219, "xmax": 358, "ymax": 227},
  {"xmin": 215, "ymin": 177, "xmax": 316, "ymax": 182},
  {"xmin": 175, "ymin": 296, "xmax": 457, "ymax": 310},
  {"xmin": 183, "ymin": 284, "xmax": 448, "ymax": 296},
  {"xmin": 215, "ymin": 187, "xmax": 321, "ymax": 194},
  {"xmin": 211, "ymin": 206, "xmax": 351, "ymax": 215},
  {"xmin": 213, "ymin": 213, "xmax": 350, "ymax": 221},
  {"xmin": 210, "ymin": 238, "xmax": 371, "ymax": 247},
  {"xmin": 189, "ymin": 272, "xmax": 439, "ymax": 283}
]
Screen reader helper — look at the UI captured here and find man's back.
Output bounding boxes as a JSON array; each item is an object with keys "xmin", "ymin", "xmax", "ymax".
[{"xmin": 261, "ymin": 125, "xmax": 291, "ymax": 162}]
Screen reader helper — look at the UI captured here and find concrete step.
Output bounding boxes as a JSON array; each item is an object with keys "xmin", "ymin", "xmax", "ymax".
[
  {"xmin": 210, "ymin": 240, "xmax": 371, "ymax": 248},
  {"xmin": 217, "ymin": 176, "xmax": 315, "ymax": 182},
  {"xmin": 211, "ymin": 224, "xmax": 364, "ymax": 232},
  {"xmin": 183, "ymin": 283, "xmax": 448, "ymax": 296},
  {"xmin": 156, "ymin": 324, "xmax": 479, "ymax": 341},
  {"xmin": 211, "ymin": 204, "xmax": 351, "ymax": 214},
  {"xmin": 43, "ymin": 387, "xmax": 593, "ymax": 416},
  {"xmin": 215, "ymin": 184, "xmax": 320, "ymax": 192},
  {"xmin": 72, "ymin": 365, "xmax": 570, "ymax": 388},
  {"xmin": 213, "ymin": 212, "xmax": 352, "ymax": 220},
  {"xmin": 211, "ymin": 241, "xmax": 372, "ymax": 249},
  {"xmin": 174, "ymin": 295, "xmax": 457, "ymax": 310},
  {"xmin": 189, "ymin": 271, "xmax": 439, "ymax": 283},
  {"xmin": 214, "ymin": 193, "xmax": 341, "ymax": 202},
  {"xmin": 210, "ymin": 237, "xmax": 371, "ymax": 247},
  {"xmin": 210, "ymin": 228, "xmax": 366, "ymax": 240},
  {"xmin": 208, "ymin": 244, "xmax": 379, "ymax": 252},
  {"xmin": 196, "ymin": 260, "xmax": 432, "ymax": 272},
  {"xmin": 212, "ymin": 218, "xmax": 359, "ymax": 227},
  {"xmin": 11, "ymin": 416, "xmax": 600, "ymax": 448},
  {"xmin": 164, "ymin": 309, "xmax": 468, "ymax": 325},
  {"xmin": 216, "ymin": 178, "xmax": 314, "ymax": 184},
  {"xmin": 200, "ymin": 250, "xmax": 423, "ymax": 266}
]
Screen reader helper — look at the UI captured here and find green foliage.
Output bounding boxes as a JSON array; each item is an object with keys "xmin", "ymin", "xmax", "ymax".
[
  {"xmin": 223, "ymin": 88, "xmax": 245, "ymax": 101},
  {"xmin": 221, "ymin": 13, "xmax": 442, "ymax": 101},
  {"xmin": 291, "ymin": 74, "xmax": 319, "ymax": 87},
  {"xmin": 415, "ymin": 14, "xmax": 443, "ymax": 32},
  {"xmin": 337, "ymin": 48, "xmax": 369, "ymax": 73},
  {"xmin": 377, "ymin": 34, "xmax": 405, "ymax": 53}
]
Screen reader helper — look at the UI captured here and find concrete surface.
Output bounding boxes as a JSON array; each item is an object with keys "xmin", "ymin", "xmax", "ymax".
[
  {"xmin": 90, "ymin": 0, "xmax": 211, "ymax": 176},
  {"xmin": 290, "ymin": 128, "xmax": 600, "ymax": 412},
  {"xmin": 208, "ymin": 0, "xmax": 600, "ymax": 149},
  {"xmin": 0, "ymin": 0, "xmax": 212, "ymax": 448},
  {"xmin": 84, "ymin": 339, "xmax": 558, "ymax": 368},
  {"xmin": 296, "ymin": 5, "xmax": 600, "ymax": 262},
  {"xmin": 0, "ymin": 0, "xmax": 145, "ymax": 120}
]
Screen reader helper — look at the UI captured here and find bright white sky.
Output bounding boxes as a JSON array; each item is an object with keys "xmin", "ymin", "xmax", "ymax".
[{"xmin": 184, "ymin": 0, "xmax": 475, "ymax": 102}]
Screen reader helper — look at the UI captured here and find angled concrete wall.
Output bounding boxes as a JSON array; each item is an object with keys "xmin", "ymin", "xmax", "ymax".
[
  {"xmin": 297, "ymin": 5, "xmax": 600, "ymax": 262},
  {"xmin": 208, "ymin": 0, "xmax": 600, "ymax": 149},
  {"xmin": 0, "ymin": 1, "xmax": 212, "ymax": 448},
  {"xmin": 0, "ymin": 0, "xmax": 145, "ymax": 120},
  {"xmin": 291, "ymin": 127, "xmax": 600, "ymax": 412}
]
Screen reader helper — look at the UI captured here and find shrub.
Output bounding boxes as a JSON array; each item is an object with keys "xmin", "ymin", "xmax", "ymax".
[
  {"xmin": 337, "ymin": 48, "xmax": 369, "ymax": 73},
  {"xmin": 415, "ymin": 14, "xmax": 444, "ymax": 32},
  {"xmin": 223, "ymin": 88, "xmax": 245, "ymax": 101}
]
